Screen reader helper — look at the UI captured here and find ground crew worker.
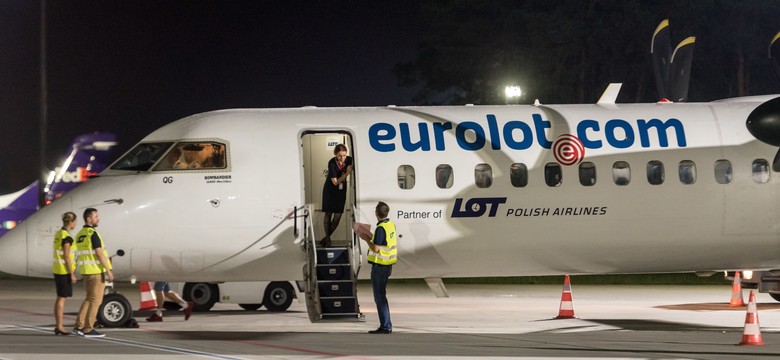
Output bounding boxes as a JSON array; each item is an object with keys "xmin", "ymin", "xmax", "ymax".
[
  {"xmin": 73, "ymin": 208, "xmax": 113, "ymax": 337},
  {"xmin": 52, "ymin": 211, "xmax": 77, "ymax": 335},
  {"xmin": 359, "ymin": 201, "xmax": 396, "ymax": 334}
]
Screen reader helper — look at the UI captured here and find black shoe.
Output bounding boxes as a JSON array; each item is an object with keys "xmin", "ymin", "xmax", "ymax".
[
  {"xmin": 319, "ymin": 237, "xmax": 331, "ymax": 247},
  {"xmin": 83, "ymin": 329, "xmax": 105, "ymax": 338},
  {"xmin": 54, "ymin": 328, "xmax": 70, "ymax": 336},
  {"xmin": 368, "ymin": 328, "xmax": 392, "ymax": 334},
  {"xmin": 72, "ymin": 329, "xmax": 84, "ymax": 337}
]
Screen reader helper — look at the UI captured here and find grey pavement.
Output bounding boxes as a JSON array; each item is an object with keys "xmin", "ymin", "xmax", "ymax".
[{"xmin": 1, "ymin": 279, "xmax": 780, "ymax": 359}]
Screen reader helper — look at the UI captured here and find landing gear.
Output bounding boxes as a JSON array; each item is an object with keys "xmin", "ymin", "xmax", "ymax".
[{"xmin": 97, "ymin": 293, "xmax": 132, "ymax": 328}]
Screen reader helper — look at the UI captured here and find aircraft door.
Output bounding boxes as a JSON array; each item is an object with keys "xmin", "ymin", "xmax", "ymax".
[{"xmin": 301, "ymin": 132, "xmax": 355, "ymax": 245}]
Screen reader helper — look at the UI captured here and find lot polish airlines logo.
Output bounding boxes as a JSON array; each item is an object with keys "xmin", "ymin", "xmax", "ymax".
[
  {"xmin": 368, "ymin": 114, "xmax": 686, "ymax": 166},
  {"xmin": 451, "ymin": 197, "xmax": 507, "ymax": 218}
]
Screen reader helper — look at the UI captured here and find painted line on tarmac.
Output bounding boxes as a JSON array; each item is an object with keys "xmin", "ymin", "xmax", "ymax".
[
  {"xmin": 15, "ymin": 325, "xmax": 249, "ymax": 360},
  {"xmin": 238, "ymin": 340, "xmax": 375, "ymax": 360}
]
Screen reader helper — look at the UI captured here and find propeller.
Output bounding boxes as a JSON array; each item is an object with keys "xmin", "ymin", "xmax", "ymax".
[
  {"xmin": 770, "ymin": 31, "xmax": 780, "ymax": 82},
  {"xmin": 746, "ymin": 96, "xmax": 780, "ymax": 171},
  {"xmin": 651, "ymin": 20, "xmax": 696, "ymax": 102}
]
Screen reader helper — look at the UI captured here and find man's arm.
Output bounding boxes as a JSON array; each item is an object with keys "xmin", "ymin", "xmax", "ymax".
[
  {"xmin": 95, "ymin": 247, "xmax": 114, "ymax": 282},
  {"xmin": 92, "ymin": 232, "xmax": 113, "ymax": 282}
]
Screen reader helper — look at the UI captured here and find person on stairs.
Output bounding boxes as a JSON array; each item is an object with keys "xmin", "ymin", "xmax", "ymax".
[{"xmin": 321, "ymin": 143, "xmax": 352, "ymax": 247}]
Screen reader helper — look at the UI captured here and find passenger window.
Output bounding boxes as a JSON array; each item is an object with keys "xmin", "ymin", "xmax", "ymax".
[
  {"xmin": 647, "ymin": 160, "xmax": 664, "ymax": 185},
  {"xmin": 678, "ymin": 160, "xmax": 696, "ymax": 185},
  {"xmin": 111, "ymin": 142, "xmax": 174, "ymax": 171},
  {"xmin": 397, "ymin": 165, "xmax": 415, "ymax": 189},
  {"xmin": 475, "ymin": 163, "xmax": 492, "ymax": 188},
  {"xmin": 579, "ymin": 162, "xmax": 596, "ymax": 186},
  {"xmin": 612, "ymin": 161, "xmax": 630, "ymax": 186},
  {"xmin": 436, "ymin": 164, "xmax": 454, "ymax": 189},
  {"xmin": 752, "ymin": 159, "xmax": 770, "ymax": 183},
  {"xmin": 545, "ymin": 163, "xmax": 562, "ymax": 187},
  {"xmin": 153, "ymin": 142, "xmax": 227, "ymax": 171},
  {"xmin": 510, "ymin": 163, "xmax": 528, "ymax": 187},
  {"xmin": 714, "ymin": 160, "xmax": 732, "ymax": 184}
]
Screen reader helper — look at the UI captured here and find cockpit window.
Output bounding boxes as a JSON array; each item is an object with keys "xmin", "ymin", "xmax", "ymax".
[
  {"xmin": 153, "ymin": 142, "xmax": 227, "ymax": 171},
  {"xmin": 110, "ymin": 142, "xmax": 173, "ymax": 171}
]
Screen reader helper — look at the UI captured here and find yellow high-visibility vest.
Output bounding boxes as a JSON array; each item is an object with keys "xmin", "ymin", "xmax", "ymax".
[
  {"xmin": 75, "ymin": 226, "xmax": 108, "ymax": 275},
  {"xmin": 52, "ymin": 228, "xmax": 75, "ymax": 275},
  {"xmin": 368, "ymin": 220, "xmax": 397, "ymax": 265}
]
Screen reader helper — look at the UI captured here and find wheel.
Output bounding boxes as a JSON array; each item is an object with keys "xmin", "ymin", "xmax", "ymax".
[
  {"xmin": 239, "ymin": 303, "xmax": 262, "ymax": 311},
  {"xmin": 770, "ymin": 293, "xmax": 780, "ymax": 302},
  {"xmin": 183, "ymin": 282, "xmax": 219, "ymax": 312},
  {"xmin": 97, "ymin": 293, "xmax": 132, "ymax": 328},
  {"xmin": 263, "ymin": 282, "xmax": 294, "ymax": 311}
]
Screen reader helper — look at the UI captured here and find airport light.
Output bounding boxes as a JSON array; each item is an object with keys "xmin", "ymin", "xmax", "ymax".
[{"xmin": 505, "ymin": 85, "xmax": 522, "ymax": 104}]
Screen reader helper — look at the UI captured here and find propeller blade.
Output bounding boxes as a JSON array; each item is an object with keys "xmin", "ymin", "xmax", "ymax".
[
  {"xmin": 651, "ymin": 19, "xmax": 672, "ymax": 100},
  {"xmin": 670, "ymin": 37, "xmax": 696, "ymax": 102},
  {"xmin": 770, "ymin": 31, "xmax": 780, "ymax": 83}
]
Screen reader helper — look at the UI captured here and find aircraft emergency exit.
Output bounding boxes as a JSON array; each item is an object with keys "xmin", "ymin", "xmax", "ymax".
[{"xmin": 3, "ymin": 88, "xmax": 780, "ymax": 321}]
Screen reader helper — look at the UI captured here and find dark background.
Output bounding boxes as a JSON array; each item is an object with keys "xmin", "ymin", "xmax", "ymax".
[{"xmin": 1, "ymin": 0, "xmax": 778, "ymax": 194}]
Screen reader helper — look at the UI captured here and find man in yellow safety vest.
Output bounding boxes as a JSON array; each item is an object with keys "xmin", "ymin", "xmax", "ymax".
[
  {"xmin": 73, "ymin": 208, "xmax": 113, "ymax": 337},
  {"xmin": 359, "ymin": 201, "xmax": 396, "ymax": 334}
]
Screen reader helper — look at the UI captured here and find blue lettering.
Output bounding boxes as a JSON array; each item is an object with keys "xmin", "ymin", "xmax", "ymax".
[
  {"xmin": 637, "ymin": 118, "xmax": 687, "ymax": 147},
  {"xmin": 456, "ymin": 121, "xmax": 486, "ymax": 151},
  {"xmin": 605, "ymin": 119, "xmax": 635, "ymax": 148},
  {"xmin": 576, "ymin": 120, "xmax": 602, "ymax": 148},
  {"xmin": 367, "ymin": 115, "xmax": 688, "ymax": 152},
  {"xmin": 503, "ymin": 121, "xmax": 534, "ymax": 150},
  {"xmin": 432, "ymin": 122, "xmax": 453, "ymax": 151},
  {"xmin": 400, "ymin": 123, "xmax": 431, "ymax": 151},
  {"xmin": 368, "ymin": 122, "xmax": 396, "ymax": 152},
  {"xmin": 486, "ymin": 114, "xmax": 501, "ymax": 150},
  {"xmin": 451, "ymin": 197, "xmax": 507, "ymax": 218},
  {"xmin": 532, "ymin": 114, "xmax": 553, "ymax": 148}
]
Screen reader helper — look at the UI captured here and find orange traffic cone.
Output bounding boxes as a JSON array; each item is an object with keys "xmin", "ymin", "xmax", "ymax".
[
  {"xmin": 555, "ymin": 274, "xmax": 575, "ymax": 319},
  {"xmin": 738, "ymin": 290, "xmax": 765, "ymax": 346},
  {"xmin": 729, "ymin": 271, "xmax": 745, "ymax": 307},
  {"xmin": 139, "ymin": 282, "xmax": 157, "ymax": 311}
]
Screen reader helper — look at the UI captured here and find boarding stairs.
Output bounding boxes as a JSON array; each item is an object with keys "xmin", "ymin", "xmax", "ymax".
[{"xmin": 299, "ymin": 205, "xmax": 364, "ymax": 322}]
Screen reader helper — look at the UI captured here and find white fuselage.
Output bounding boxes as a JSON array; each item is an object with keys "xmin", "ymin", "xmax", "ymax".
[{"xmin": 2, "ymin": 97, "xmax": 779, "ymax": 282}]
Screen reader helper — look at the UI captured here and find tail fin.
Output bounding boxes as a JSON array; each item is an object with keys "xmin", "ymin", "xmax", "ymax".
[
  {"xmin": 43, "ymin": 132, "xmax": 117, "ymax": 204},
  {"xmin": 0, "ymin": 181, "xmax": 39, "ymax": 238}
]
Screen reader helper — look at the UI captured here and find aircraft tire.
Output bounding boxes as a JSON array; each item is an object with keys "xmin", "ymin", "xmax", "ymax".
[
  {"xmin": 263, "ymin": 281, "xmax": 294, "ymax": 312},
  {"xmin": 183, "ymin": 282, "xmax": 219, "ymax": 312},
  {"xmin": 98, "ymin": 293, "xmax": 132, "ymax": 328}
]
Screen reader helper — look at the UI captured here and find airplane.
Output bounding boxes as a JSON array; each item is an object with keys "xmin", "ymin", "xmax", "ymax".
[
  {"xmin": 0, "ymin": 132, "xmax": 117, "ymax": 239},
  {"xmin": 1, "ymin": 85, "xmax": 780, "ymax": 326}
]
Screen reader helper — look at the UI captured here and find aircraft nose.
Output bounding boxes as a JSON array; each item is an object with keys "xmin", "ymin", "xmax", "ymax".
[{"xmin": 0, "ymin": 223, "xmax": 28, "ymax": 277}]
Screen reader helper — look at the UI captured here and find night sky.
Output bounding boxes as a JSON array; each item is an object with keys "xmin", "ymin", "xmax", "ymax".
[{"xmin": 0, "ymin": 0, "xmax": 421, "ymax": 193}]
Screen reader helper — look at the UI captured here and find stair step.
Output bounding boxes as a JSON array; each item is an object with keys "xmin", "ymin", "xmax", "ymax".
[
  {"xmin": 318, "ymin": 281, "xmax": 354, "ymax": 297},
  {"xmin": 320, "ymin": 297, "xmax": 357, "ymax": 313},
  {"xmin": 316, "ymin": 264, "xmax": 352, "ymax": 281},
  {"xmin": 316, "ymin": 249, "xmax": 349, "ymax": 264}
]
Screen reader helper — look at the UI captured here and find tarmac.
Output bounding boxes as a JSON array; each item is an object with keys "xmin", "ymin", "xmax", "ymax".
[{"xmin": 2, "ymin": 279, "xmax": 780, "ymax": 359}]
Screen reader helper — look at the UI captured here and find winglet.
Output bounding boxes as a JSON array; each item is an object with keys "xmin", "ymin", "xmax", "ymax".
[{"xmin": 597, "ymin": 83, "xmax": 622, "ymax": 105}]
